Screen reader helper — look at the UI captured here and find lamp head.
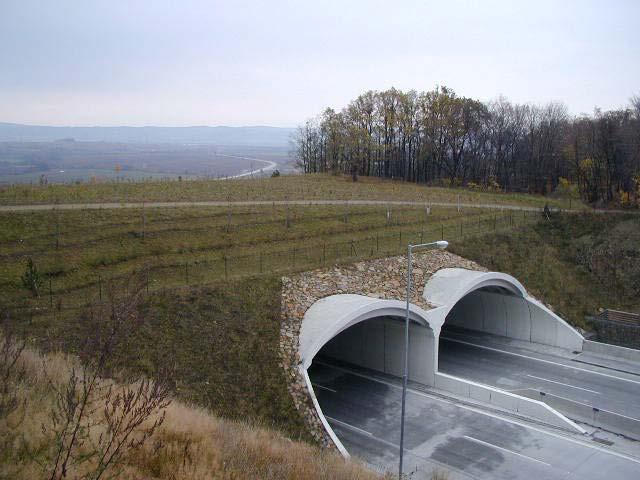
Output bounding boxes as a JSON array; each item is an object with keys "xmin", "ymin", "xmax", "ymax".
[{"xmin": 435, "ymin": 240, "xmax": 449, "ymax": 249}]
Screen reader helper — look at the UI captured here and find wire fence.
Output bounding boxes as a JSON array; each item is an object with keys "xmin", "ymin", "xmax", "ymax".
[
  {"xmin": 4, "ymin": 209, "xmax": 538, "ymax": 318},
  {"xmin": 1, "ymin": 203, "xmax": 489, "ymax": 260},
  {"xmin": 585, "ymin": 316, "xmax": 640, "ymax": 349}
]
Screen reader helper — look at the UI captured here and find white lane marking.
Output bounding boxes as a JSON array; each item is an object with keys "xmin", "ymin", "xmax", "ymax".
[
  {"xmin": 463, "ymin": 435, "xmax": 552, "ymax": 466},
  {"xmin": 526, "ymin": 374, "xmax": 601, "ymax": 395},
  {"xmin": 441, "ymin": 337, "xmax": 640, "ymax": 386},
  {"xmin": 312, "ymin": 383, "xmax": 337, "ymax": 393},
  {"xmin": 326, "ymin": 416, "xmax": 373, "ymax": 437},
  {"xmin": 315, "ymin": 361, "xmax": 640, "ymax": 465}
]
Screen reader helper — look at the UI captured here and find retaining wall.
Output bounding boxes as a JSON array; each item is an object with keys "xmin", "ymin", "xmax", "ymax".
[
  {"xmin": 583, "ymin": 340, "xmax": 640, "ymax": 363},
  {"xmin": 517, "ymin": 389, "xmax": 640, "ymax": 440}
]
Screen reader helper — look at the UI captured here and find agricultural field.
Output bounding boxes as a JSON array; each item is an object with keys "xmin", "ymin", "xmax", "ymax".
[
  {"xmin": 0, "ymin": 173, "xmax": 580, "ymax": 208},
  {"xmin": 0, "ymin": 202, "xmax": 534, "ymax": 312}
]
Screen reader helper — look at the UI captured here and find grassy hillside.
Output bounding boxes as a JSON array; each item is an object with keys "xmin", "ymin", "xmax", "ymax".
[
  {"xmin": 451, "ymin": 212, "xmax": 640, "ymax": 329},
  {"xmin": 1, "ymin": 203, "xmax": 531, "ymax": 312},
  {"xmin": 0, "ymin": 343, "xmax": 383, "ymax": 480},
  {"xmin": 7, "ymin": 277, "xmax": 310, "ymax": 441},
  {"xmin": 0, "ymin": 173, "xmax": 578, "ymax": 208}
]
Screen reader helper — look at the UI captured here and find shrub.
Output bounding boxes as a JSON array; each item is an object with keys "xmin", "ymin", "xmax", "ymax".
[{"xmin": 21, "ymin": 257, "xmax": 43, "ymax": 297}]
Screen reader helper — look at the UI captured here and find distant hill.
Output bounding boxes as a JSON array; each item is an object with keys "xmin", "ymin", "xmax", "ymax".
[{"xmin": 0, "ymin": 122, "xmax": 295, "ymax": 147}]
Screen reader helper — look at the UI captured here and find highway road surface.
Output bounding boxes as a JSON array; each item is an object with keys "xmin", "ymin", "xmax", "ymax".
[
  {"xmin": 438, "ymin": 330, "xmax": 640, "ymax": 422},
  {"xmin": 309, "ymin": 361, "xmax": 640, "ymax": 480}
]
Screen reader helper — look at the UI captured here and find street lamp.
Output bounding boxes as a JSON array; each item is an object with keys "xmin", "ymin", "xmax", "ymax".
[{"xmin": 399, "ymin": 240, "xmax": 449, "ymax": 478}]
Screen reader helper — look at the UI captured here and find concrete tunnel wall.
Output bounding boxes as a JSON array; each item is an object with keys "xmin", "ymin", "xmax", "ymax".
[
  {"xmin": 442, "ymin": 288, "xmax": 584, "ymax": 350},
  {"xmin": 318, "ymin": 316, "xmax": 435, "ymax": 385},
  {"xmin": 426, "ymin": 269, "xmax": 584, "ymax": 352}
]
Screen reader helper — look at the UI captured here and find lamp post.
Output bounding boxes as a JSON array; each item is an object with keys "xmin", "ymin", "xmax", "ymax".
[{"xmin": 399, "ymin": 240, "xmax": 449, "ymax": 478}]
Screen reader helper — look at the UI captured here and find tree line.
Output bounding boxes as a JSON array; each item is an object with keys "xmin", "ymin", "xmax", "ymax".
[{"xmin": 292, "ymin": 87, "xmax": 640, "ymax": 206}]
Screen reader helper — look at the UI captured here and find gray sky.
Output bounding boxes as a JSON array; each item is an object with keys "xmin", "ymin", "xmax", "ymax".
[{"xmin": 1, "ymin": 0, "xmax": 638, "ymax": 127}]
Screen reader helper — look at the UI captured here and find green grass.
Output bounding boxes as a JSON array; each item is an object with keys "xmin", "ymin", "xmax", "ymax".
[
  {"xmin": 1, "ymin": 203, "xmax": 530, "ymax": 311},
  {"xmin": 12, "ymin": 276, "xmax": 311, "ymax": 441},
  {"xmin": 0, "ymin": 173, "xmax": 579, "ymax": 208}
]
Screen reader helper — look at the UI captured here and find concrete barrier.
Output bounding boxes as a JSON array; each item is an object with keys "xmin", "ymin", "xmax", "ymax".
[
  {"xmin": 517, "ymin": 389, "xmax": 640, "ymax": 440},
  {"xmin": 583, "ymin": 340, "xmax": 640, "ymax": 363},
  {"xmin": 433, "ymin": 373, "xmax": 585, "ymax": 434}
]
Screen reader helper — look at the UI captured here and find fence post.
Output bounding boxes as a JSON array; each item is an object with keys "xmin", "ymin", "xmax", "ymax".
[
  {"xmin": 292, "ymin": 248, "xmax": 296, "ymax": 268},
  {"xmin": 55, "ymin": 213, "xmax": 60, "ymax": 250},
  {"xmin": 259, "ymin": 252, "xmax": 263, "ymax": 273},
  {"xmin": 376, "ymin": 234, "xmax": 379, "ymax": 252},
  {"xmin": 322, "ymin": 243, "xmax": 326, "ymax": 265},
  {"xmin": 224, "ymin": 256, "xmax": 228, "ymax": 280},
  {"xmin": 441, "ymin": 224, "xmax": 444, "ymax": 240},
  {"xmin": 351, "ymin": 240, "xmax": 356, "ymax": 256},
  {"xmin": 399, "ymin": 230, "xmax": 402, "ymax": 247},
  {"xmin": 49, "ymin": 278, "xmax": 53, "ymax": 307},
  {"xmin": 185, "ymin": 262, "xmax": 189, "ymax": 284},
  {"xmin": 98, "ymin": 275, "xmax": 102, "ymax": 302},
  {"xmin": 460, "ymin": 221, "xmax": 463, "ymax": 239}
]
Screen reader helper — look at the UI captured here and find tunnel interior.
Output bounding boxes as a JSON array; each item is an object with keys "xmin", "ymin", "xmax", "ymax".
[
  {"xmin": 436, "ymin": 284, "xmax": 580, "ymax": 376},
  {"xmin": 309, "ymin": 315, "xmax": 436, "ymax": 385},
  {"xmin": 440, "ymin": 286, "xmax": 530, "ymax": 339}
]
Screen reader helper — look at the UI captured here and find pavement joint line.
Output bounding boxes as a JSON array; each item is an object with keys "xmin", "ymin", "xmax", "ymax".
[
  {"xmin": 325, "ymin": 416, "xmax": 373, "ymax": 437},
  {"xmin": 525, "ymin": 374, "xmax": 602, "ymax": 394},
  {"xmin": 315, "ymin": 362, "xmax": 640, "ymax": 464},
  {"xmin": 462, "ymin": 435, "xmax": 552, "ymax": 467},
  {"xmin": 311, "ymin": 382, "xmax": 337, "ymax": 393},
  {"xmin": 572, "ymin": 357, "xmax": 640, "ymax": 377},
  {"xmin": 440, "ymin": 336, "xmax": 640, "ymax": 386}
]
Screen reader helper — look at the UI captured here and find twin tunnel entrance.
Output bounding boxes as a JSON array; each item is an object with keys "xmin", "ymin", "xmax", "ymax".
[
  {"xmin": 310, "ymin": 286, "xmax": 527, "ymax": 387},
  {"xmin": 300, "ymin": 268, "xmax": 586, "ymax": 455}
]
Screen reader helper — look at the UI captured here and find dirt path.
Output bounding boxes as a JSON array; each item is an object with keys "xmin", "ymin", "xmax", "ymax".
[{"xmin": 1, "ymin": 199, "xmax": 633, "ymax": 214}]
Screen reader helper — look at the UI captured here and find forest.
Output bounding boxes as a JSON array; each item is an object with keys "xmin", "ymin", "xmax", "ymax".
[{"xmin": 292, "ymin": 87, "xmax": 640, "ymax": 206}]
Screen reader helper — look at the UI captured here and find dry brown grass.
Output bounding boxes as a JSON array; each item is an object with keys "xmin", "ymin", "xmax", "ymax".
[{"xmin": 1, "ymin": 344, "xmax": 385, "ymax": 480}]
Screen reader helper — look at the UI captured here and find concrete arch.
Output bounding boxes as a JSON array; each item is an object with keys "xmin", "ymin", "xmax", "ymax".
[
  {"xmin": 299, "ymin": 294, "xmax": 435, "ymax": 370},
  {"xmin": 299, "ymin": 294, "xmax": 436, "ymax": 457},
  {"xmin": 423, "ymin": 268, "xmax": 584, "ymax": 358}
]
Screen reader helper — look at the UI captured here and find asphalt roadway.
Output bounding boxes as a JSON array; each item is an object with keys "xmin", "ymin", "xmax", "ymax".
[
  {"xmin": 438, "ymin": 330, "xmax": 640, "ymax": 421},
  {"xmin": 309, "ymin": 361, "xmax": 640, "ymax": 479}
]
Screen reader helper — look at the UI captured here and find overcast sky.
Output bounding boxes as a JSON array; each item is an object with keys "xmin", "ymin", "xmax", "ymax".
[{"xmin": 1, "ymin": 0, "xmax": 638, "ymax": 127}]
